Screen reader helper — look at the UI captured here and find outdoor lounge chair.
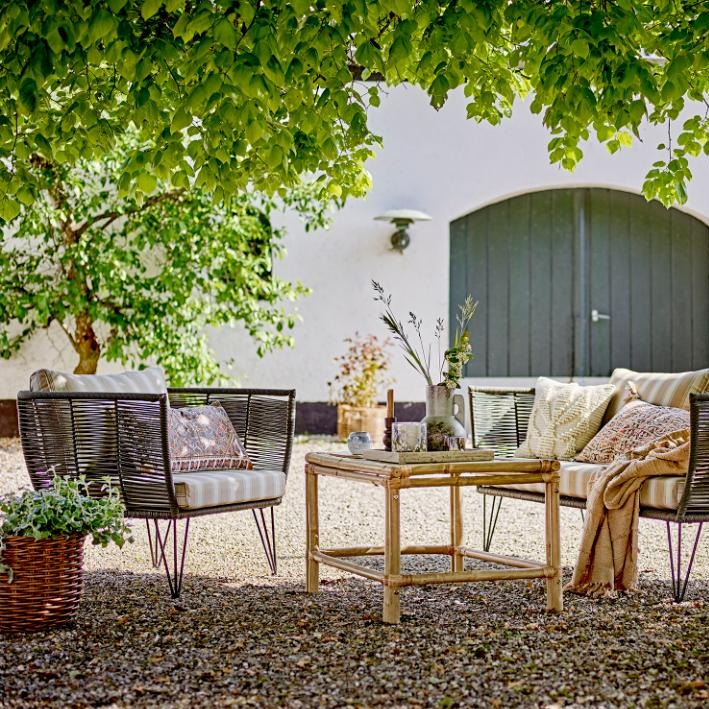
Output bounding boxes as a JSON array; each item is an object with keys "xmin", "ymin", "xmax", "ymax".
[
  {"xmin": 16, "ymin": 378, "xmax": 295, "ymax": 598},
  {"xmin": 468, "ymin": 375, "xmax": 709, "ymax": 602}
]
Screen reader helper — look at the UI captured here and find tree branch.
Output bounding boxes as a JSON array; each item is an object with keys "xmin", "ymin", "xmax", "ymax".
[
  {"xmin": 74, "ymin": 189, "xmax": 186, "ymax": 237},
  {"xmin": 55, "ymin": 318, "xmax": 78, "ymax": 350},
  {"xmin": 234, "ymin": 0, "xmax": 261, "ymax": 52}
]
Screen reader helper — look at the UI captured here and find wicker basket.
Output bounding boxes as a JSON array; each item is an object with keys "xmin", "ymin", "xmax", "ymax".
[
  {"xmin": 337, "ymin": 404, "xmax": 387, "ymax": 444},
  {"xmin": 0, "ymin": 534, "xmax": 86, "ymax": 633}
]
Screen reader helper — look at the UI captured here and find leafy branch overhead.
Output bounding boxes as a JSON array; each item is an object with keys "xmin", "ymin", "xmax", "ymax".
[{"xmin": 1, "ymin": 1, "xmax": 708, "ymax": 216}]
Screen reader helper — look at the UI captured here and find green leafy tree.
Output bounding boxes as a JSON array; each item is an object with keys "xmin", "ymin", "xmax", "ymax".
[
  {"xmin": 1, "ymin": 1, "xmax": 708, "ymax": 213},
  {"xmin": 0, "ymin": 138, "xmax": 323, "ymax": 383}
]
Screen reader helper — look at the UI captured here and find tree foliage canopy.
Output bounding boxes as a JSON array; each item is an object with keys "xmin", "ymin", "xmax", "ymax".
[
  {"xmin": 0, "ymin": 137, "xmax": 321, "ymax": 383},
  {"xmin": 1, "ymin": 0, "xmax": 708, "ymax": 216}
]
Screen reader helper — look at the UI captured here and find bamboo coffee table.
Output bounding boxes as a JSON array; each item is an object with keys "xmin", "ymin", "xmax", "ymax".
[{"xmin": 305, "ymin": 452, "xmax": 562, "ymax": 624}]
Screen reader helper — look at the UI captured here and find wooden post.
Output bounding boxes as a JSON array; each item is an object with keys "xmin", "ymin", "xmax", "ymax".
[
  {"xmin": 545, "ymin": 476, "xmax": 563, "ymax": 611},
  {"xmin": 450, "ymin": 479, "xmax": 464, "ymax": 572},
  {"xmin": 305, "ymin": 464, "xmax": 320, "ymax": 593},
  {"xmin": 383, "ymin": 482, "xmax": 401, "ymax": 623},
  {"xmin": 384, "ymin": 389, "xmax": 395, "ymax": 450}
]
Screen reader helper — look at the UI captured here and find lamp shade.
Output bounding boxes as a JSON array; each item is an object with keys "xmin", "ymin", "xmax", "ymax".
[{"xmin": 374, "ymin": 209, "xmax": 432, "ymax": 224}]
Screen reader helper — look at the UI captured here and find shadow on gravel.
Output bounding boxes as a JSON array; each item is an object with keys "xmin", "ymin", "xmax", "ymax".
[{"xmin": 0, "ymin": 570, "xmax": 707, "ymax": 708}]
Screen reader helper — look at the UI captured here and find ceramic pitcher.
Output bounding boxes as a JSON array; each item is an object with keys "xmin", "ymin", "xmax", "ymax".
[{"xmin": 422, "ymin": 384, "xmax": 466, "ymax": 451}]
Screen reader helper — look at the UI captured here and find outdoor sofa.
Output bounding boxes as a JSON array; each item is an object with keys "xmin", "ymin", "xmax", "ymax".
[
  {"xmin": 468, "ymin": 367, "xmax": 709, "ymax": 601},
  {"xmin": 16, "ymin": 367, "xmax": 295, "ymax": 597}
]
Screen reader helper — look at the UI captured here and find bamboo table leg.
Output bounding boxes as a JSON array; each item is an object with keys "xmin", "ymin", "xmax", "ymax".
[
  {"xmin": 545, "ymin": 478, "xmax": 563, "ymax": 611},
  {"xmin": 450, "ymin": 482, "xmax": 464, "ymax": 572},
  {"xmin": 383, "ymin": 483, "xmax": 401, "ymax": 624},
  {"xmin": 306, "ymin": 464, "xmax": 320, "ymax": 593}
]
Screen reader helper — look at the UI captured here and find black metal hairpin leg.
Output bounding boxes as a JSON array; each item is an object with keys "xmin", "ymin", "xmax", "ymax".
[
  {"xmin": 146, "ymin": 519, "xmax": 171, "ymax": 569},
  {"xmin": 156, "ymin": 519, "xmax": 190, "ymax": 599},
  {"xmin": 482, "ymin": 494, "xmax": 503, "ymax": 552},
  {"xmin": 580, "ymin": 509, "xmax": 585, "ymax": 523},
  {"xmin": 252, "ymin": 507, "xmax": 277, "ymax": 575},
  {"xmin": 666, "ymin": 521, "xmax": 704, "ymax": 603}
]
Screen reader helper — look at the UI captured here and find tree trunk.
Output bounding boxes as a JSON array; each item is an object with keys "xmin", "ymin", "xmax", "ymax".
[{"xmin": 73, "ymin": 313, "xmax": 101, "ymax": 375}]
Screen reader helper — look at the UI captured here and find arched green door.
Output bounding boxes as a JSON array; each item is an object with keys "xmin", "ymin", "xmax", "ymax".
[{"xmin": 450, "ymin": 188, "xmax": 709, "ymax": 378}]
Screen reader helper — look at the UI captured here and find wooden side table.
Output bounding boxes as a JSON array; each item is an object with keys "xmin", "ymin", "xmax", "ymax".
[{"xmin": 305, "ymin": 452, "xmax": 562, "ymax": 624}]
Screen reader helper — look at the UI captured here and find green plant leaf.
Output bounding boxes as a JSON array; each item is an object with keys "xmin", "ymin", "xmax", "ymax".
[{"xmin": 141, "ymin": 0, "xmax": 162, "ymax": 20}]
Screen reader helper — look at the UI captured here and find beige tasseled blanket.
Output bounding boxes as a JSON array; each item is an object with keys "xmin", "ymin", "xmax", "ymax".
[{"xmin": 566, "ymin": 430, "xmax": 690, "ymax": 597}]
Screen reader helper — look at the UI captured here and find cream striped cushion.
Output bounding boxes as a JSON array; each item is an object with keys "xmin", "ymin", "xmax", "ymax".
[
  {"xmin": 173, "ymin": 469, "xmax": 286, "ymax": 510},
  {"xmin": 29, "ymin": 366, "xmax": 168, "ymax": 478},
  {"xmin": 30, "ymin": 366, "xmax": 167, "ymax": 394},
  {"xmin": 498, "ymin": 460, "xmax": 685, "ymax": 510},
  {"xmin": 604, "ymin": 367, "xmax": 709, "ymax": 421}
]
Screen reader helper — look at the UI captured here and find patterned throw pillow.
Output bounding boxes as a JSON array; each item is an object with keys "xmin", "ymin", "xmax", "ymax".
[
  {"xmin": 168, "ymin": 402, "xmax": 252, "ymax": 472},
  {"xmin": 516, "ymin": 377, "xmax": 616, "ymax": 460},
  {"xmin": 576, "ymin": 400, "xmax": 690, "ymax": 464}
]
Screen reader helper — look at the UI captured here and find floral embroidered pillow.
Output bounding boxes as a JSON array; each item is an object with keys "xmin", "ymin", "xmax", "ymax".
[
  {"xmin": 575, "ymin": 399, "xmax": 690, "ymax": 464},
  {"xmin": 168, "ymin": 402, "xmax": 252, "ymax": 472}
]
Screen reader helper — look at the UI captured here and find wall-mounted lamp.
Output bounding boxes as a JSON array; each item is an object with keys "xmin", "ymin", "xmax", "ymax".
[{"xmin": 374, "ymin": 209, "xmax": 432, "ymax": 253}]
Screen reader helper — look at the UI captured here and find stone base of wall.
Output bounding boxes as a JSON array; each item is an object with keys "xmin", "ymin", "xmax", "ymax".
[
  {"xmin": 0, "ymin": 401, "xmax": 18, "ymax": 437},
  {"xmin": 0, "ymin": 400, "xmax": 426, "ymax": 438},
  {"xmin": 295, "ymin": 402, "xmax": 425, "ymax": 436}
]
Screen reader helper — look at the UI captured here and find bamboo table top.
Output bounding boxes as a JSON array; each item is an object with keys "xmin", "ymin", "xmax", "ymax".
[{"xmin": 305, "ymin": 451, "xmax": 560, "ymax": 486}]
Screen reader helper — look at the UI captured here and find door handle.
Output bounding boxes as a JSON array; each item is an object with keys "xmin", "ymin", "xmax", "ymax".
[{"xmin": 591, "ymin": 309, "xmax": 611, "ymax": 322}]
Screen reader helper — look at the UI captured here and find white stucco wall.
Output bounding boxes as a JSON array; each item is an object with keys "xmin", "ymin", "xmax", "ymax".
[{"xmin": 2, "ymin": 85, "xmax": 708, "ymax": 400}]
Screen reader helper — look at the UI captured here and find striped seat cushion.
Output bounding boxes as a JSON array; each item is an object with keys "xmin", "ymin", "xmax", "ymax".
[
  {"xmin": 604, "ymin": 367, "xmax": 709, "ymax": 421},
  {"xmin": 496, "ymin": 460, "xmax": 685, "ymax": 511},
  {"xmin": 30, "ymin": 366, "xmax": 167, "ymax": 394},
  {"xmin": 173, "ymin": 469, "xmax": 286, "ymax": 510}
]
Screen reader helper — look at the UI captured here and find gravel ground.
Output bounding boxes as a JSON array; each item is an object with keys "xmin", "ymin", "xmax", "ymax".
[{"xmin": 1, "ymin": 436, "xmax": 708, "ymax": 708}]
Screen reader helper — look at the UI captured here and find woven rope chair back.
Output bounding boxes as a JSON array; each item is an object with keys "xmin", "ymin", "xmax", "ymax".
[{"xmin": 468, "ymin": 387, "xmax": 535, "ymax": 458}]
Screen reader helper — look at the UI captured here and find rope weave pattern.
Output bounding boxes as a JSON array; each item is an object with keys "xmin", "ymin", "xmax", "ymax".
[{"xmin": 17, "ymin": 388, "xmax": 296, "ymax": 521}]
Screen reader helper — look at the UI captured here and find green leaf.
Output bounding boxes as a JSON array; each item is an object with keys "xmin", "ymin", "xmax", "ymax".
[
  {"xmin": 170, "ymin": 107, "xmax": 192, "ymax": 133},
  {"xmin": 18, "ymin": 78, "xmax": 38, "ymax": 113},
  {"xmin": 88, "ymin": 10, "xmax": 115, "ymax": 44},
  {"xmin": 141, "ymin": 0, "xmax": 162, "ymax": 20},
  {"xmin": 136, "ymin": 172, "xmax": 157, "ymax": 193},
  {"xmin": 214, "ymin": 18, "xmax": 237, "ymax": 49},
  {"xmin": 0, "ymin": 198, "xmax": 20, "ymax": 222},
  {"xmin": 570, "ymin": 39, "xmax": 589, "ymax": 58}
]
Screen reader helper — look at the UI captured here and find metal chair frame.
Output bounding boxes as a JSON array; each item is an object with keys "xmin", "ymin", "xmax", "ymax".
[
  {"xmin": 469, "ymin": 387, "xmax": 709, "ymax": 601},
  {"xmin": 17, "ymin": 387, "xmax": 295, "ymax": 598}
]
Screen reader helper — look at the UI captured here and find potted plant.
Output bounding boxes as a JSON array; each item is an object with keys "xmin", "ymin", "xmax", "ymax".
[
  {"xmin": 0, "ymin": 475, "xmax": 133, "ymax": 633},
  {"xmin": 372, "ymin": 281, "xmax": 478, "ymax": 450},
  {"xmin": 328, "ymin": 333, "xmax": 393, "ymax": 442}
]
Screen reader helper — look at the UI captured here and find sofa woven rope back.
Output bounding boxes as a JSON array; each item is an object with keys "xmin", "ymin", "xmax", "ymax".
[
  {"xmin": 167, "ymin": 388, "xmax": 295, "ymax": 478},
  {"xmin": 685, "ymin": 393, "xmax": 709, "ymax": 521},
  {"xmin": 469, "ymin": 387, "xmax": 536, "ymax": 459},
  {"xmin": 468, "ymin": 385, "xmax": 709, "ymax": 601},
  {"xmin": 468, "ymin": 387, "xmax": 709, "ymax": 521}
]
